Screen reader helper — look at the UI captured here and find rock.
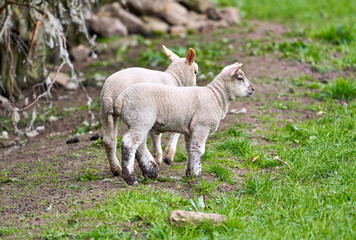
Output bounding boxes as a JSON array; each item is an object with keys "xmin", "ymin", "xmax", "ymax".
[
  {"xmin": 89, "ymin": 15, "xmax": 128, "ymax": 37},
  {"xmin": 51, "ymin": 72, "xmax": 71, "ymax": 88},
  {"xmin": 66, "ymin": 81, "xmax": 79, "ymax": 90},
  {"xmin": 48, "ymin": 116, "xmax": 58, "ymax": 122},
  {"xmin": 66, "ymin": 137, "xmax": 80, "ymax": 144},
  {"xmin": 219, "ymin": 7, "xmax": 240, "ymax": 26},
  {"xmin": 99, "ymin": 2, "xmax": 145, "ymax": 34},
  {"xmin": 70, "ymin": 44, "xmax": 90, "ymax": 62},
  {"xmin": 199, "ymin": 20, "xmax": 228, "ymax": 34},
  {"xmin": 26, "ymin": 130, "xmax": 39, "ymax": 138},
  {"xmin": 177, "ymin": 0, "xmax": 214, "ymax": 13},
  {"xmin": 36, "ymin": 126, "xmax": 45, "ymax": 131},
  {"xmin": 90, "ymin": 134, "xmax": 100, "ymax": 141},
  {"xmin": 142, "ymin": 16, "xmax": 170, "ymax": 35},
  {"xmin": 162, "ymin": 2, "xmax": 189, "ymax": 26},
  {"xmin": 119, "ymin": 0, "xmax": 171, "ymax": 16},
  {"xmin": 170, "ymin": 25, "xmax": 186, "ymax": 37},
  {"xmin": 230, "ymin": 108, "xmax": 247, "ymax": 114},
  {"xmin": 170, "ymin": 210, "xmax": 227, "ymax": 225},
  {"xmin": 2, "ymin": 131, "xmax": 8, "ymax": 139},
  {"xmin": 206, "ymin": 7, "xmax": 221, "ymax": 20}
]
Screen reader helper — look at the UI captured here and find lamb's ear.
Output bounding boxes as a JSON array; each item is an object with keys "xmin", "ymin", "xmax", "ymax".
[
  {"xmin": 186, "ymin": 48, "xmax": 196, "ymax": 65},
  {"xmin": 162, "ymin": 45, "xmax": 179, "ymax": 61},
  {"xmin": 223, "ymin": 63, "xmax": 243, "ymax": 77}
]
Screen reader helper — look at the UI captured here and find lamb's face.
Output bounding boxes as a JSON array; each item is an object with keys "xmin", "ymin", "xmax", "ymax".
[
  {"xmin": 163, "ymin": 46, "xmax": 198, "ymax": 86},
  {"xmin": 222, "ymin": 63, "xmax": 254, "ymax": 99},
  {"xmin": 171, "ymin": 58, "xmax": 198, "ymax": 86}
]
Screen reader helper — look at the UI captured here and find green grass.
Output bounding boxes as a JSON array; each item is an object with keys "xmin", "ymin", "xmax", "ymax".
[
  {"xmin": 322, "ymin": 78, "xmax": 356, "ymax": 101},
  {"xmin": 1, "ymin": 1, "xmax": 355, "ymax": 239}
]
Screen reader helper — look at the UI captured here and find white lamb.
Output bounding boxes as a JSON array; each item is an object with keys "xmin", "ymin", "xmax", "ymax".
[
  {"xmin": 100, "ymin": 46, "xmax": 198, "ymax": 176},
  {"xmin": 114, "ymin": 62, "xmax": 254, "ymax": 185}
]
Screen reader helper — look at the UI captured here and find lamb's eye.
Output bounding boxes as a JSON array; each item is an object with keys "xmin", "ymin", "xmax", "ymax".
[
  {"xmin": 237, "ymin": 76, "xmax": 244, "ymax": 81},
  {"xmin": 194, "ymin": 70, "xmax": 198, "ymax": 74}
]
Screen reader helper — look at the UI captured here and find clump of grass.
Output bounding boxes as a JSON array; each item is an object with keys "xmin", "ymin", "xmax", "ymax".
[
  {"xmin": 208, "ymin": 164, "xmax": 234, "ymax": 184},
  {"xmin": 216, "ymin": 136, "xmax": 255, "ymax": 158},
  {"xmin": 323, "ymin": 78, "xmax": 356, "ymax": 101},
  {"xmin": 312, "ymin": 24, "xmax": 355, "ymax": 45},
  {"xmin": 173, "ymin": 149, "xmax": 187, "ymax": 163},
  {"xmin": 241, "ymin": 173, "xmax": 274, "ymax": 195},
  {"xmin": 75, "ymin": 170, "xmax": 101, "ymax": 182}
]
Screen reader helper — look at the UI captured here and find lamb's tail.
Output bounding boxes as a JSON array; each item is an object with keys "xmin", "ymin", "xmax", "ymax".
[
  {"xmin": 114, "ymin": 95, "xmax": 123, "ymax": 116},
  {"xmin": 101, "ymin": 96, "xmax": 116, "ymax": 141}
]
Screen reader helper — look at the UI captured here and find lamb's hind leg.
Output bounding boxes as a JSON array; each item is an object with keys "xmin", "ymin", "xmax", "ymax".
[
  {"xmin": 136, "ymin": 139, "xmax": 159, "ymax": 179},
  {"xmin": 150, "ymin": 131, "xmax": 163, "ymax": 165},
  {"xmin": 102, "ymin": 113, "xmax": 121, "ymax": 176},
  {"xmin": 121, "ymin": 130, "xmax": 147, "ymax": 185},
  {"xmin": 163, "ymin": 133, "xmax": 180, "ymax": 165}
]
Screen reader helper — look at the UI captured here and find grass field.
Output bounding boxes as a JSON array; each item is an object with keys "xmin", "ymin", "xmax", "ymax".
[{"xmin": 1, "ymin": 0, "xmax": 355, "ymax": 239}]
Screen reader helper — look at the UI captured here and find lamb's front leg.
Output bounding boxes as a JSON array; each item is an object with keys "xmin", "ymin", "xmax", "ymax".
[
  {"xmin": 150, "ymin": 131, "xmax": 163, "ymax": 165},
  {"xmin": 163, "ymin": 133, "xmax": 180, "ymax": 165},
  {"xmin": 185, "ymin": 129, "xmax": 209, "ymax": 178},
  {"xmin": 136, "ymin": 140, "xmax": 159, "ymax": 179},
  {"xmin": 121, "ymin": 131, "xmax": 146, "ymax": 185}
]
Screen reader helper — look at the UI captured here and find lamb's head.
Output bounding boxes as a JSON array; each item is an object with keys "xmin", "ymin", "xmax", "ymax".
[
  {"xmin": 163, "ymin": 45, "xmax": 198, "ymax": 86},
  {"xmin": 221, "ymin": 62, "xmax": 254, "ymax": 99}
]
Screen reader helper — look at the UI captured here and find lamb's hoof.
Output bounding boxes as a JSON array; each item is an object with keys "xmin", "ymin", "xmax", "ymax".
[
  {"xmin": 150, "ymin": 160, "xmax": 160, "ymax": 171},
  {"xmin": 153, "ymin": 153, "xmax": 162, "ymax": 166},
  {"xmin": 144, "ymin": 169, "xmax": 159, "ymax": 179},
  {"xmin": 186, "ymin": 170, "xmax": 201, "ymax": 179},
  {"xmin": 163, "ymin": 157, "xmax": 172, "ymax": 165},
  {"xmin": 122, "ymin": 171, "xmax": 137, "ymax": 185},
  {"xmin": 111, "ymin": 166, "xmax": 122, "ymax": 176}
]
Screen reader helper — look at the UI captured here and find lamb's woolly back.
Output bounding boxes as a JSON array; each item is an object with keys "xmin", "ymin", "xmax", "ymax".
[{"xmin": 100, "ymin": 47, "xmax": 197, "ymax": 115}]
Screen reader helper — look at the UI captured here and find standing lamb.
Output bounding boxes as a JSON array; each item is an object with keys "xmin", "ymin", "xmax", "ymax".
[
  {"xmin": 114, "ymin": 62, "xmax": 254, "ymax": 185},
  {"xmin": 100, "ymin": 46, "xmax": 198, "ymax": 176}
]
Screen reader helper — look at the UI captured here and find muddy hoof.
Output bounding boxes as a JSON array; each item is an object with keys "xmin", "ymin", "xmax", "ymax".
[
  {"xmin": 144, "ymin": 169, "xmax": 159, "ymax": 179},
  {"xmin": 122, "ymin": 171, "xmax": 137, "ymax": 185},
  {"xmin": 163, "ymin": 157, "xmax": 172, "ymax": 165},
  {"xmin": 111, "ymin": 166, "xmax": 122, "ymax": 176},
  {"xmin": 186, "ymin": 170, "xmax": 201, "ymax": 178}
]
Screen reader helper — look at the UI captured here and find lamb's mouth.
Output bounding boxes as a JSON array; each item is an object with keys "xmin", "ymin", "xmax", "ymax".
[{"xmin": 245, "ymin": 91, "xmax": 253, "ymax": 97}]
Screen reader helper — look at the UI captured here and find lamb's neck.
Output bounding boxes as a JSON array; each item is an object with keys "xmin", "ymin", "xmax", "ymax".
[
  {"xmin": 206, "ymin": 75, "xmax": 230, "ymax": 114},
  {"xmin": 165, "ymin": 64, "xmax": 185, "ymax": 86}
]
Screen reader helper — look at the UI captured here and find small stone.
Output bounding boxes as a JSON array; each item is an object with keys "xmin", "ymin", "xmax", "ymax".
[
  {"xmin": 2, "ymin": 131, "xmax": 8, "ymax": 139},
  {"xmin": 36, "ymin": 126, "xmax": 45, "ymax": 131},
  {"xmin": 218, "ymin": 7, "xmax": 240, "ymax": 26},
  {"xmin": 90, "ymin": 134, "xmax": 100, "ymax": 141},
  {"xmin": 26, "ymin": 130, "xmax": 39, "ymax": 138},
  {"xmin": 236, "ymin": 108, "xmax": 247, "ymax": 114},
  {"xmin": 51, "ymin": 72, "xmax": 71, "ymax": 88},
  {"xmin": 48, "ymin": 116, "xmax": 58, "ymax": 122},
  {"xmin": 170, "ymin": 25, "xmax": 187, "ymax": 37},
  {"xmin": 70, "ymin": 44, "xmax": 91, "ymax": 62},
  {"xmin": 66, "ymin": 81, "xmax": 79, "ymax": 90},
  {"xmin": 66, "ymin": 137, "xmax": 80, "ymax": 144}
]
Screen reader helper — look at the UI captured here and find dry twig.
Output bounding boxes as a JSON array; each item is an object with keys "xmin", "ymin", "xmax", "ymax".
[{"xmin": 274, "ymin": 156, "xmax": 291, "ymax": 169}]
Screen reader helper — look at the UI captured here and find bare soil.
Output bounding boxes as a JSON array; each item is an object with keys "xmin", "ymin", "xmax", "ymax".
[{"xmin": 0, "ymin": 21, "xmax": 349, "ymax": 236}]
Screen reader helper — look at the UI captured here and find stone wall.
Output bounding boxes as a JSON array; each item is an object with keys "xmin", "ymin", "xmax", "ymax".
[{"xmin": 88, "ymin": 0, "xmax": 240, "ymax": 37}]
